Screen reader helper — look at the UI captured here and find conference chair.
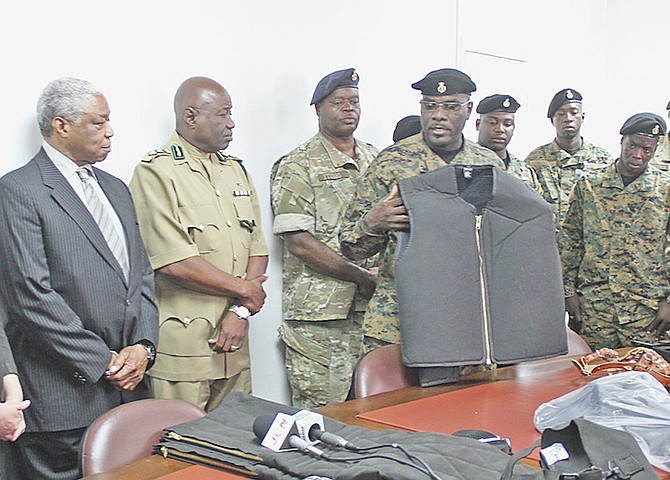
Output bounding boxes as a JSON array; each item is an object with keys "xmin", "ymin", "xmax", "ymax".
[
  {"xmin": 80, "ymin": 398, "xmax": 206, "ymax": 476},
  {"xmin": 566, "ymin": 326, "xmax": 593, "ymax": 355},
  {"xmin": 353, "ymin": 343, "xmax": 419, "ymax": 399}
]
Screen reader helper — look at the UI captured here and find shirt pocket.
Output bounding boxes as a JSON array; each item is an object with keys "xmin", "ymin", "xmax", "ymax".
[
  {"xmin": 231, "ymin": 196, "xmax": 255, "ymax": 249},
  {"xmin": 178, "ymin": 205, "xmax": 222, "ymax": 253}
]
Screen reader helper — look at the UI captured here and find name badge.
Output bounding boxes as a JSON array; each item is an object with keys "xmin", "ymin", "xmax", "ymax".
[
  {"xmin": 233, "ymin": 190, "xmax": 252, "ymax": 197},
  {"xmin": 318, "ymin": 172, "xmax": 349, "ymax": 181}
]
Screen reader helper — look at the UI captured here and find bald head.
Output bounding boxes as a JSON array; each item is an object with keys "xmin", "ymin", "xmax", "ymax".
[{"xmin": 174, "ymin": 76, "xmax": 235, "ymax": 152}]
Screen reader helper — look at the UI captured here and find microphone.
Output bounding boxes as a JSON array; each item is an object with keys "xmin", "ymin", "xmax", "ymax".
[
  {"xmin": 292, "ymin": 410, "xmax": 358, "ymax": 450},
  {"xmin": 253, "ymin": 412, "xmax": 327, "ymax": 458}
]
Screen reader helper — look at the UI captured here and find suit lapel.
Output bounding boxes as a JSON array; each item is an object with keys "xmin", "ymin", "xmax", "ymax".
[{"xmin": 36, "ymin": 150, "xmax": 126, "ymax": 282}]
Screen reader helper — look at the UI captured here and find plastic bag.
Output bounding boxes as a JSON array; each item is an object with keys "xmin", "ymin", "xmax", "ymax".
[{"xmin": 534, "ymin": 371, "xmax": 670, "ymax": 472}]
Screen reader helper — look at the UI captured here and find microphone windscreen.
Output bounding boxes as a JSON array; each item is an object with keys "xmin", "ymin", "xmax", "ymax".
[{"xmin": 252, "ymin": 414, "xmax": 277, "ymax": 441}]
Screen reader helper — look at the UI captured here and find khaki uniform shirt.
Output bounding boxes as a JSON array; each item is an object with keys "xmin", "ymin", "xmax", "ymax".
[
  {"xmin": 339, "ymin": 133, "xmax": 505, "ymax": 344},
  {"xmin": 271, "ymin": 133, "xmax": 379, "ymax": 321},
  {"xmin": 129, "ymin": 132, "xmax": 267, "ymax": 382},
  {"xmin": 651, "ymin": 134, "xmax": 670, "ymax": 172},
  {"xmin": 559, "ymin": 163, "xmax": 670, "ymax": 322},
  {"xmin": 525, "ymin": 138, "xmax": 613, "ymax": 226}
]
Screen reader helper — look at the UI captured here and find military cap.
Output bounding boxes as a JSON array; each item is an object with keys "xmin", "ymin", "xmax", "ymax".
[
  {"xmin": 393, "ymin": 115, "xmax": 422, "ymax": 142},
  {"xmin": 310, "ymin": 68, "xmax": 359, "ymax": 105},
  {"xmin": 411, "ymin": 68, "xmax": 476, "ymax": 96},
  {"xmin": 547, "ymin": 88, "xmax": 582, "ymax": 118},
  {"xmin": 476, "ymin": 94, "xmax": 520, "ymax": 114},
  {"xmin": 619, "ymin": 112, "xmax": 667, "ymax": 137}
]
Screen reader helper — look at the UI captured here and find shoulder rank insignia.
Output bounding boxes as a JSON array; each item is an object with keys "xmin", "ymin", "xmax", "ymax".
[
  {"xmin": 171, "ymin": 145, "xmax": 185, "ymax": 160},
  {"xmin": 143, "ymin": 148, "xmax": 171, "ymax": 162}
]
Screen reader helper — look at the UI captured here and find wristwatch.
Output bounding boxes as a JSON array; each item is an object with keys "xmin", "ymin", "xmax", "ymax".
[
  {"xmin": 135, "ymin": 340, "xmax": 156, "ymax": 369},
  {"xmin": 229, "ymin": 304, "xmax": 251, "ymax": 320}
]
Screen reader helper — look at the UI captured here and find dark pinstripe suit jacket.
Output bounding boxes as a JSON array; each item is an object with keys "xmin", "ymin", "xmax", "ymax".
[
  {"xmin": 0, "ymin": 301, "xmax": 16, "ymax": 381},
  {"xmin": 0, "ymin": 148, "xmax": 159, "ymax": 432}
]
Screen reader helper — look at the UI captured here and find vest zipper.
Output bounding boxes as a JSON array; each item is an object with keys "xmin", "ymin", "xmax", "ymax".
[{"xmin": 475, "ymin": 214, "xmax": 493, "ymax": 365}]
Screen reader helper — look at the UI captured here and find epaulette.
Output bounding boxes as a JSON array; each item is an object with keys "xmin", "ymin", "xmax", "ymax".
[
  {"xmin": 214, "ymin": 151, "xmax": 240, "ymax": 163},
  {"xmin": 141, "ymin": 148, "xmax": 171, "ymax": 163},
  {"xmin": 215, "ymin": 151, "xmax": 248, "ymax": 178}
]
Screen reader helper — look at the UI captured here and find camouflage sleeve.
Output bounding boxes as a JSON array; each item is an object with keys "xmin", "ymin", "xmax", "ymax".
[
  {"xmin": 558, "ymin": 179, "xmax": 585, "ymax": 297},
  {"xmin": 665, "ymin": 188, "xmax": 670, "ymax": 303},
  {"xmin": 245, "ymin": 172, "xmax": 268, "ymax": 257},
  {"xmin": 270, "ymin": 158, "xmax": 316, "ymax": 236},
  {"xmin": 339, "ymin": 162, "xmax": 391, "ymax": 261}
]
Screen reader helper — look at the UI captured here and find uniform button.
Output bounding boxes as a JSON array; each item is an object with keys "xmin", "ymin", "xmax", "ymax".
[
  {"xmin": 226, "ymin": 220, "xmax": 232, "ymax": 227},
  {"xmin": 233, "ymin": 255, "xmax": 238, "ymax": 261},
  {"xmin": 198, "ymin": 224, "xmax": 205, "ymax": 230},
  {"xmin": 125, "ymin": 300, "xmax": 131, "ymax": 306},
  {"xmin": 215, "ymin": 190, "xmax": 222, "ymax": 197},
  {"xmin": 183, "ymin": 317, "xmax": 191, "ymax": 326}
]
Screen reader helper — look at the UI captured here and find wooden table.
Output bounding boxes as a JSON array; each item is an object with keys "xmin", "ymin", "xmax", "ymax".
[{"xmin": 83, "ymin": 355, "xmax": 668, "ymax": 479}]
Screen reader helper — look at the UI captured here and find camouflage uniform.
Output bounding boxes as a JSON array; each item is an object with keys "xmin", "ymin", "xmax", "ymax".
[
  {"xmin": 129, "ymin": 132, "xmax": 267, "ymax": 411},
  {"xmin": 525, "ymin": 139, "xmax": 613, "ymax": 226},
  {"xmin": 339, "ymin": 133, "xmax": 504, "ymax": 346},
  {"xmin": 559, "ymin": 162, "xmax": 670, "ymax": 349},
  {"xmin": 651, "ymin": 134, "xmax": 670, "ymax": 172},
  {"xmin": 270, "ymin": 133, "xmax": 378, "ymax": 407},
  {"xmin": 506, "ymin": 151, "xmax": 540, "ymax": 190}
]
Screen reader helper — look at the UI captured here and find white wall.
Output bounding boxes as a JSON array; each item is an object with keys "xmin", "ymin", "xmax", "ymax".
[{"xmin": 1, "ymin": 0, "xmax": 668, "ymax": 404}]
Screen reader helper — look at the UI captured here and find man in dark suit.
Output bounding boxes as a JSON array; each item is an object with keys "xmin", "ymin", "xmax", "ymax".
[
  {"xmin": 0, "ymin": 77, "xmax": 159, "ymax": 479},
  {"xmin": 0, "ymin": 300, "xmax": 30, "ymax": 442}
]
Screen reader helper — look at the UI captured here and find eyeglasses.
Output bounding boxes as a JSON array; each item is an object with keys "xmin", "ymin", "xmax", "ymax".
[{"xmin": 419, "ymin": 99, "xmax": 470, "ymax": 113}]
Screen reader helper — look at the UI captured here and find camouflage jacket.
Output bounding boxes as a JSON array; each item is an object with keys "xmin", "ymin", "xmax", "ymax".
[
  {"xmin": 651, "ymin": 134, "xmax": 670, "ymax": 172},
  {"xmin": 270, "ymin": 133, "xmax": 379, "ymax": 321},
  {"xmin": 559, "ymin": 163, "xmax": 670, "ymax": 320},
  {"xmin": 339, "ymin": 133, "xmax": 504, "ymax": 343},
  {"xmin": 525, "ymin": 138, "xmax": 613, "ymax": 226},
  {"xmin": 506, "ymin": 151, "xmax": 540, "ymax": 191}
]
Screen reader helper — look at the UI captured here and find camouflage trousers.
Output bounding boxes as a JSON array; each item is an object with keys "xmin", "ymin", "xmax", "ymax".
[
  {"xmin": 279, "ymin": 313, "xmax": 364, "ymax": 409},
  {"xmin": 580, "ymin": 296, "xmax": 670, "ymax": 350}
]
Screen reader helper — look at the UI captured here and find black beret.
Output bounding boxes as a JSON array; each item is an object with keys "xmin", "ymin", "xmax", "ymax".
[
  {"xmin": 310, "ymin": 68, "xmax": 359, "ymax": 105},
  {"xmin": 619, "ymin": 112, "xmax": 667, "ymax": 137},
  {"xmin": 411, "ymin": 68, "xmax": 476, "ymax": 96},
  {"xmin": 393, "ymin": 115, "xmax": 422, "ymax": 142},
  {"xmin": 476, "ymin": 94, "xmax": 520, "ymax": 114},
  {"xmin": 547, "ymin": 88, "xmax": 582, "ymax": 118}
]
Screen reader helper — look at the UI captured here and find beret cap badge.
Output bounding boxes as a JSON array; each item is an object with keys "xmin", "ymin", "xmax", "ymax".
[
  {"xmin": 566, "ymin": 90, "xmax": 574, "ymax": 99},
  {"xmin": 437, "ymin": 82, "xmax": 447, "ymax": 94},
  {"xmin": 619, "ymin": 112, "xmax": 667, "ymax": 136},
  {"xmin": 351, "ymin": 70, "xmax": 358, "ymax": 81},
  {"xmin": 502, "ymin": 98, "xmax": 511, "ymax": 108}
]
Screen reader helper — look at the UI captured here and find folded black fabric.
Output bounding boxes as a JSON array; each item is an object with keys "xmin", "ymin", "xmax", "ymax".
[{"xmin": 158, "ymin": 391, "xmax": 536, "ymax": 480}]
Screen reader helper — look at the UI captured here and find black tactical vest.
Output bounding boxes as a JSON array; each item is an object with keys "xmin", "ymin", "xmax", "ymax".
[{"xmin": 395, "ymin": 165, "xmax": 567, "ymax": 377}]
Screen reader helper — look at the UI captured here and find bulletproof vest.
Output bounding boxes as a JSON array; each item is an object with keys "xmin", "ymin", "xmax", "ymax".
[{"xmin": 395, "ymin": 165, "xmax": 567, "ymax": 374}]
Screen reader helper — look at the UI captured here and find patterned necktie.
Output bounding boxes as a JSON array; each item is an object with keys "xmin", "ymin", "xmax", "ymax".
[{"xmin": 77, "ymin": 168, "xmax": 129, "ymax": 279}]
